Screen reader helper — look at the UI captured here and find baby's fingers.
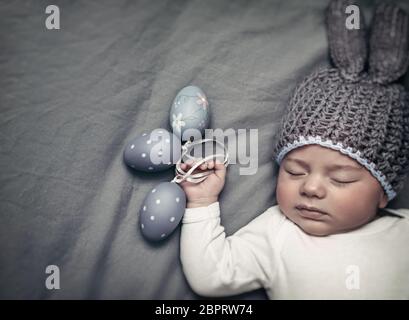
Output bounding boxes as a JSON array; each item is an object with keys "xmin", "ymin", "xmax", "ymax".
[
  {"xmin": 180, "ymin": 160, "xmax": 203, "ymax": 173},
  {"xmin": 207, "ymin": 160, "xmax": 215, "ymax": 170},
  {"xmin": 200, "ymin": 162, "xmax": 208, "ymax": 170},
  {"xmin": 181, "ymin": 159, "xmax": 217, "ymax": 172},
  {"xmin": 214, "ymin": 160, "xmax": 226, "ymax": 180}
]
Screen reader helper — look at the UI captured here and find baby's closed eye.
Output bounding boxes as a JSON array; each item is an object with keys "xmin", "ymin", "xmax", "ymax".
[
  {"xmin": 329, "ymin": 175, "xmax": 361, "ymax": 189},
  {"xmin": 284, "ymin": 168, "xmax": 360, "ymax": 184},
  {"xmin": 285, "ymin": 168, "xmax": 305, "ymax": 176}
]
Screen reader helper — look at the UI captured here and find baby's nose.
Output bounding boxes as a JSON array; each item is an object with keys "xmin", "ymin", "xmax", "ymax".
[{"xmin": 300, "ymin": 176, "xmax": 326, "ymax": 198}]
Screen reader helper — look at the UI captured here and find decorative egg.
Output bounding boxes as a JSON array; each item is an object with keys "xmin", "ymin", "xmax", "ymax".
[
  {"xmin": 123, "ymin": 129, "xmax": 181, "ymax": 172},
  {"xmin": 139, "ymin": 182, "xmax": 186, "ymax": 241},
  {"xmin": 170, "ymin": 85, "xmax": 210, "ymax": 141}
]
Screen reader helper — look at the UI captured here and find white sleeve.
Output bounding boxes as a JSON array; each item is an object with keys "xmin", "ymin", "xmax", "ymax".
[{"xmin": 180, "ymin": 202, "xmax": 278, "ymax": 297}]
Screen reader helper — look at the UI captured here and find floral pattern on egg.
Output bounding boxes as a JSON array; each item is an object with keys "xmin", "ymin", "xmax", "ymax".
[{"xmin": 170, "ymin": 86, "xmax": 210, "ymax": 141}]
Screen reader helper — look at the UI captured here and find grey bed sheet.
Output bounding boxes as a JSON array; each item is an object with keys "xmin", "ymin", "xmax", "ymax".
[{"xmin": 1, "ymin": 0, "xmax": 408, "ymax": 299}]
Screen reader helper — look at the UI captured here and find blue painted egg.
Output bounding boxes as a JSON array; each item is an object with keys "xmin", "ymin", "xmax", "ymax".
[
  {"xmin": 123, "ymin": 129, "xmax": 181, "ymax": 172},
  {"xmin": 170, "ymin": 86, "xmax": 210, "ymax": 141},
  {"xmin": 139, "ymin": 182, "xmax": 186, "ymax": 241}
]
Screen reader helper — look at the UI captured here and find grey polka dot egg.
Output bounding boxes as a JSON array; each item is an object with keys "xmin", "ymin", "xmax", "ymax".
[
  {"xmin": 170, "ymin": 86, "xmax": 210, "ymax": 141},
  {"xmin": 123, "ymin": 129, "xmax": 181, "ymax": 172},
  {"xmin": 140, "ymin": 182, "xmax": 186, "ymax": 241}
]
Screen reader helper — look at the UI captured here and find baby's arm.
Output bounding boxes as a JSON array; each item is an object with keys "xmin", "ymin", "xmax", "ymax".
[
  {"xmin": 179, "ymin": 160, "xmax": 274, "ymax": 297},
  {"xmin": 180, "ymin": 202, "xmax": 274, "ymax": 297}
]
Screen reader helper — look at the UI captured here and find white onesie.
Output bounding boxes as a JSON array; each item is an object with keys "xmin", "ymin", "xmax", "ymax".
[{"xmin": 180, "ymin": 202, "xmax": 409, "ymax": 299}]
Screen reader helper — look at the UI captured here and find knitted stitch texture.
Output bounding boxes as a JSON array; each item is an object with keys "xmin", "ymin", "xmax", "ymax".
[{"xmin": 273, "ymin": 0, "xmax": 409, "ymax": 201}]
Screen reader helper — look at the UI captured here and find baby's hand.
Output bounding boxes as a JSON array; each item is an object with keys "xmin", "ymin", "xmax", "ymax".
[{"xmin": 179, "ymin": 159, "xmax": 226, "ymax": 208}]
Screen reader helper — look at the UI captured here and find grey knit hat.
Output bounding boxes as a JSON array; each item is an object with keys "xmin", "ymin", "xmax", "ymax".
[{"xmin": 273, "ymin": 0, "xmax": 409, "ymax": 201}]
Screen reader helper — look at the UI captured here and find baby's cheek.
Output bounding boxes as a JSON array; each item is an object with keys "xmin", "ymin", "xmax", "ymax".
[
  {"xmin": 276, "ymin": 176, "xmax": 297, "ymax": 208},
  {"xmin": 330, "ymin": 183, "xmax": 378, "ymax": 222},
  {"xmin": 276, "ymin": 182, "xmax": 284, "ymax": 205}
]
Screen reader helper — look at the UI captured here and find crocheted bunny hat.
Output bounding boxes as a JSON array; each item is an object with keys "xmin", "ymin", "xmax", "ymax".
[{"xmin": 273, "ymin": 0, "xmax": 409, "ymax": 201}]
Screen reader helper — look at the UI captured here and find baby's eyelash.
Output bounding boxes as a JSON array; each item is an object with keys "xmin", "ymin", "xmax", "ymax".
[
  {"xmin": 285, "ymin": 169, "xmax": 304, "ymax": 176},
  {"xmin": 332, "ymin": 181, "xmax": 348, "ymax": 187},
  {"xmin": 331, "ymin": 179, "xmax": 356, "ymax": 187},
  {"xmin": 285, "ymin": 169, "xmax": 357, "ymax": 186}
]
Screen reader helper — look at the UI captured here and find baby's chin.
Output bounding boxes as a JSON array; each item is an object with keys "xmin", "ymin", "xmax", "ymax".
[
  {"xmin": 297, "ymin": 223, "xmax": 335, "ymax": 236},
  {"xmin": 293, "ymin": 219, "xmax": 335, "ymax": 236}
]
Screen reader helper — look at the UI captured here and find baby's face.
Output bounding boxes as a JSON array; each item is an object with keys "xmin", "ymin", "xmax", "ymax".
[{"xmin": 276, "ymin": 145, "xmax": 388, "ymax": 236}]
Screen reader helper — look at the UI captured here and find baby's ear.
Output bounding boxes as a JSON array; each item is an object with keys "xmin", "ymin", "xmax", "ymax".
[
  {"xmin": 326, "ymin": 0, "xmax": 367, "ymax": 80},
  {"xmin": 368, "ymin": 3, "xmax": 409, "ymax": 84},
  {"xmin": 378, "ymin": 190, "xmax": 388, "ymax": 209}
]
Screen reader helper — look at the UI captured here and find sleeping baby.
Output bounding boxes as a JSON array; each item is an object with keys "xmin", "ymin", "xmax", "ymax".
[{"xmin": 178, "ymin": 0, "xmax": 409, "ymax": 299}]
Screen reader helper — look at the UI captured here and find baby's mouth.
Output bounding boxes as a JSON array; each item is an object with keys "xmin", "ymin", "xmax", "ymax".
[{"xmin": 295, "ymin": 205, "xmax": 328, "ymax": 220}]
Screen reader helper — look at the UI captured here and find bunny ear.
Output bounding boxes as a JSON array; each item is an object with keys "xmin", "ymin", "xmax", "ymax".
[
  {"xmin": 369, "ymin": 3, "xmax": 409, "ymax": 84},
  {"xmin": 326, "ymin": 0, "xmax": 367, "ymax": 80}
]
